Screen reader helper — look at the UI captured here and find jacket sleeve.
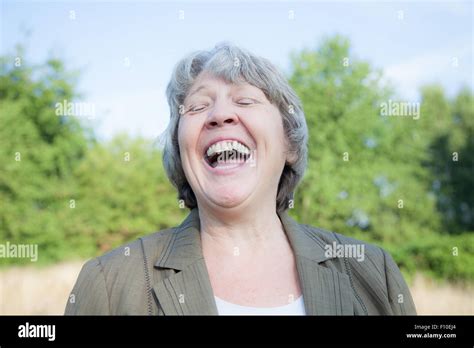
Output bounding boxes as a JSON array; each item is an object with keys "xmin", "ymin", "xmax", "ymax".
[
  {"xmin": 64, "ymin": 258, "xmax": 111, "ymax": 315},
  {"xmin": 382, "ymin": 249, "xmax": 417, "ymax": 315}
]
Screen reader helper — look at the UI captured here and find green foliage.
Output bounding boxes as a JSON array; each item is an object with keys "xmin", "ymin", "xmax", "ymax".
[
  {"xmin": 0, "ymin": 49, "xmax": 185, "ymax": 265},
  {"xmin": 0, "ymin": 51, "xmax": 90, "ymax": 264},
  {"xmin": 289, "ymin": 35, "xmax": 441, "ymax": 243},
  {"xmin": 385, "ymin": 233, "xmax": 474, "ymax": 283},
  {"xmin": 64, "ymin": 135, "xmax": 187, "ymax": 258},
  {"xmin": 421, "ymin": 86, "xmax": 474, "ymax": 233}
]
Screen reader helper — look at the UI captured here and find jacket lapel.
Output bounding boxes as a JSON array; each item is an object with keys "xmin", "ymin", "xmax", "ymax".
[
  {"xmin": 152, "ymin": 209, "xmax": 218, "ymax": 315},
  {"xmin": 152, "ymin": 260, "xmax": 218, "ymax": 315},
  {"xmin": 152, "ymin": 208, "xmax": 353, "ymax": 315},
  {"xmin": 279, "ymin": 211, "xmax": 354, "ymax": 315}
]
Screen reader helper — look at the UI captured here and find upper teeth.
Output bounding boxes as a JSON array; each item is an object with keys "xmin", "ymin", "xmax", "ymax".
[{"xmin": 206, "ymin": 140, "xmax": 250, "ymax": 157}]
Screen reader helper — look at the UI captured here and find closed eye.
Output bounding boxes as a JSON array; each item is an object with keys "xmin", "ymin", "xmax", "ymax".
[
  {"xmin": 236, "ymin": 98, "xmax": 258, "ymax": 106},
  {"xmin": 188, "ymin": 104, "xmax": 207, "ymax": 113}
]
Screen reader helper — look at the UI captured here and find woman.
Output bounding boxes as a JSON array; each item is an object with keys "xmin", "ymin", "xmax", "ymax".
[{"xmin": 65, "ymin": 43, "xmax": 416, "ymax": 315}]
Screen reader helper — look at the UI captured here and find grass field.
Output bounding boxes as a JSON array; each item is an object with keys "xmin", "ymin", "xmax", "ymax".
[{"xmin": 0, "ymin": 261, "xmax": 472, "ymax": 315}]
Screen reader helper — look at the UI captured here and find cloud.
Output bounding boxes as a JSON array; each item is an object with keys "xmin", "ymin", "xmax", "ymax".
[{"xmin": 383, "ymin": 43, "xmax": 472, "ymax": 100}]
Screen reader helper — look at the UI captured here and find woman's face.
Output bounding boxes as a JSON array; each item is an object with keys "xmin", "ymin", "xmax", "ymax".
[{"xmin": 178, "ymin": 72, "xmax": 290, "ymax": 212}]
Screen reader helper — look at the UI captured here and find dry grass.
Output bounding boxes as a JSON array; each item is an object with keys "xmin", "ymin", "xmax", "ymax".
[
  {"xmin": 0, "ymin": 261, "xmax": 84, "ymax": 315},
  {"xmin": 0, "ymin": 261, "xmax": 472, "ymax": 315},
  {"xmin": 410, "ymin": 274, "xmax": 473, "ymax": 315}
]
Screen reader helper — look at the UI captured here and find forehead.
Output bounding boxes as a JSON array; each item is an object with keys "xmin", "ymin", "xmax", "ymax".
[{"xmin": 187, "ymin": 71, "xmax": 261, "ymax": 97}]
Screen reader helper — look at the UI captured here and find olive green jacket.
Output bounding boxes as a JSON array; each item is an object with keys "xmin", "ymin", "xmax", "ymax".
[{"xmin": 65, "ymin": 209, "xmax": 417, "ymax": 315}]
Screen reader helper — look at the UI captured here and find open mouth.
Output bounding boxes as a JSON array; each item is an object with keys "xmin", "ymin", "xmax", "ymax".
[{"xmin": 204, "ymin": 140, "xmax": 251, "ymax": 168}]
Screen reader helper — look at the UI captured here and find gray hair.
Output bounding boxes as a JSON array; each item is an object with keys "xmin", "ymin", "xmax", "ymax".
[{"xmin": 163, "ymin": 42, "xmax": 308, "ymax": 212}]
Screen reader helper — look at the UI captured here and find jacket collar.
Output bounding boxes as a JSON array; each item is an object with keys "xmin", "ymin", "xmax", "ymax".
[
  {"xmin": 154, "ymin": 208, "xmax": 332, "ymax": 269},
  {"xmin": 154, "ymin": 208, "xmax": 203, "ymax": 271},
  {"xmin": 152, "ymin": 208, "xmax": 353, "ymax": 315}
]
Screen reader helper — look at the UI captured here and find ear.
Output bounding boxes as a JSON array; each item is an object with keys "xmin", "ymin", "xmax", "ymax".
[{"xmin": 285, "ymin": 150, "xmax": 298, "ymax": 165}]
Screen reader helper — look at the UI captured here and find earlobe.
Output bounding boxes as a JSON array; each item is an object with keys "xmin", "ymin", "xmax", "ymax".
[{"xmin": 285, "ymin": 150, "xmax": 298, "ymax": 165}]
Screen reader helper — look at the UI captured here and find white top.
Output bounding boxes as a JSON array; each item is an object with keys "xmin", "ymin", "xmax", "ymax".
[{"xmin": 214, "ymin": 296, "xmax": 306, "ymax": 315}]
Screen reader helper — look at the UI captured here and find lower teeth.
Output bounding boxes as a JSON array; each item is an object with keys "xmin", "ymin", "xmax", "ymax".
[{"xmin": 208, "ymin": 151, "xmax": 248, "ymax": 168}]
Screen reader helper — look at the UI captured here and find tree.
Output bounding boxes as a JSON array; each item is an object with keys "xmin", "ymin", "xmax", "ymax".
[
  {"xmin": 288, "ymin": 36, "xmax": 441, "ymax": 243},
  {"xmin": 0, "ymin": 48, "xmax": 186, "ymax": 264},
  {"xmin": 421, "ymin": 86, "xmax": 474, "ymax": 233},
  {"xmin": 286, "ymin": 36, "xmax": 474, "ymax": 281},
  {"xmin": 65, "ymin": 134, "xmax": 186, "ymax": 256},
  {"xmin": 0, "ymin": 48, "xmax": 90, "ymax": 264}
]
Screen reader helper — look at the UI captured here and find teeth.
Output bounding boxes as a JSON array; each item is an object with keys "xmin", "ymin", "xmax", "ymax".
[{"xmin": 206, "ymin": 140, "xmax": 250, "ymax": 157}]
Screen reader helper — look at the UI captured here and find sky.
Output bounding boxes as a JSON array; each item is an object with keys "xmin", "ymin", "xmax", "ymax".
[{"xmin": 1, "ymin": 0, "xmax": 472, "ymax": 141}]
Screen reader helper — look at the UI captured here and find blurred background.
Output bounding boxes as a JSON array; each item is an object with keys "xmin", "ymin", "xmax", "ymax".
[{"xmin": 0, "ymin": 0, "xmax": 473, "ymax": 314}]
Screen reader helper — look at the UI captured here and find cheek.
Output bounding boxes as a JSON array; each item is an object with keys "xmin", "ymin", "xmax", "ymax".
[
  {"xmin": 266, "ymin": 110, "xmax": 287, "ymax": 153},
  {"xmin": 244, "ymin": 109, "xmax": 287, "ymax": 153},
  {"xmin": 177, "ymin": 117, "xmax": 199, "ymax": 158},
  {"xmin": 176, "ymin": 123, "xmax": 195, "ymax": 176}
]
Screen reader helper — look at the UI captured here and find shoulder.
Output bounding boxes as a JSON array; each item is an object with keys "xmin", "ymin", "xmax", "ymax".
[
  {"xmin": 298, "ymin": 223, "xmax": 416, "ymax": 314},
  {"xmin": 298, "ymin": 222, "xmax": 385, "ymax": 264},
  {"xmin": 66, "ymin": 227, "xmax": 179, "ymax": 315},
  {"xmin": 93, "ymin": 227, "xmax": 177, "ymax": 275},
  {"xmin": 297, "ymin": 222, "xmax": 390, "ymax": 290}
]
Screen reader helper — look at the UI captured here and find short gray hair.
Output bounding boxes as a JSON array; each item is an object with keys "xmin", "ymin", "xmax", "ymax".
[{"xmin": 163, "ymin": 43, "xmax": 308, "ymax": 212}]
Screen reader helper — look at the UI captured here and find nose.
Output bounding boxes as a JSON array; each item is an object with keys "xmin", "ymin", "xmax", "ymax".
[{"xmin": 205, "ymin": 100, "xmax": 239, "ymax": 129}]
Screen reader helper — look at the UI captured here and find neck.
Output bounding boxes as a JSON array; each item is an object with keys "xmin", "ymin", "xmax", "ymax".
[{"xmin": 198, "ymin": 202, "xmax": 290, "ymax": 257}]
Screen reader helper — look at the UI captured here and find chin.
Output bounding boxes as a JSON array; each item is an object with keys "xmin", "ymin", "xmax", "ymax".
[{"xmin": 207, "ymin": 188, "xmax": 253, "ymax": 210}]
